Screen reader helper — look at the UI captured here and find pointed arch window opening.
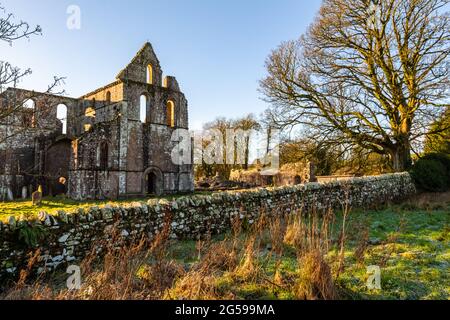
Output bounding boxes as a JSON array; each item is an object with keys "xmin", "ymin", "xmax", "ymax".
[
  {"xmin": 167, "ymin": 100, "xmax": 175, "ymax": 128},
  {"xmin": 99, "ymin": 141, "xmax": 109, "ymax": 171},
  {"xmin": 23, "ymin": 99, "xmax": 35, "ymax": 109},
  {"xmin": 106, "ymin": 91, "xmax": 111, "ymax": 104},
  {"xmin": 57, "ymin": 104, "xmax": 68, "ymax": 135},
  {"xmin": 22, "ymin": 99, "xmax": 36, "ymax": 127},
  {"xmin": 147, "ymin": 64, "xmax": 153, "ymax": 85},
  {"xmin": 140, "ymin": 95, "xmax": 147, "ymax": 123}
]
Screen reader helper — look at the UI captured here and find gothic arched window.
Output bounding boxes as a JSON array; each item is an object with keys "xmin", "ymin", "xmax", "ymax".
[
  {"xmin": 167, "ymin": 100, "xmax": 175, "ymax": 128},
  {"xmin": 57, "ymin": 104, "xmax": 68, "ymax": 134},
  {"xmin": 99, "ymin": 141, "xmax": 109, "ymax": 171},
  {"xmin": 140, "ymin": 95, "xmax": 147, "ymax": 123}
]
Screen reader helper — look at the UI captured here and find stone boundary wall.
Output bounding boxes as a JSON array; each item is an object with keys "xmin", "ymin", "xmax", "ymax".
[{"xmin": 0, "ymin": 173, "xmax": 415, "ymax": 280}]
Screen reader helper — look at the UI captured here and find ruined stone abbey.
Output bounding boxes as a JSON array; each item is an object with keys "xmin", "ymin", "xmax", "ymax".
[{"xmin": 0, "ymin": 43, "xmax": 194, "ymax": 200}]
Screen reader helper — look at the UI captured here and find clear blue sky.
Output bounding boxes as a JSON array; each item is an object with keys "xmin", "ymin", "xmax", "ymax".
[{"xmin": 1, "ymin": 0, "xmax": 322, "ymax": 129}]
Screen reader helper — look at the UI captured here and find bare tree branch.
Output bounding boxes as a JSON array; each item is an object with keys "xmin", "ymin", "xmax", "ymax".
[{"xmin": 260, "ymin": 0, "xmax": 449, "ymax": 171}]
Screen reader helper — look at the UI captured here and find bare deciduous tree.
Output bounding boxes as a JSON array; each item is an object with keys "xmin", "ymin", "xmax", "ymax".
[
  {"xmin": 0, "ymin": 3, "xmax": 41, "ymax": 91},
  {"xmin": 0, "ymin": 4, "xmax": 64, "ymax": 144},
  {"xmin": 260, "ymin": 0, "xmax": 449, "ymax": 171},
  {"xmin": 0, "ymin": 3, "xmax": 66, "ymax": 190},
  {"xmin": 233, "ymin": 114, "xmax": 261, "ymax": 170},
  {"xmin": 195, "ymin": 115, "xmax": 262, "ymax": 179}
]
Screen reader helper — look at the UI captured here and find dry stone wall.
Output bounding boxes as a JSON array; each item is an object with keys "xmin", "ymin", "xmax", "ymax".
[{"xmin": 0, "ymin": 173, "xmax": 415, "ymax": 280}]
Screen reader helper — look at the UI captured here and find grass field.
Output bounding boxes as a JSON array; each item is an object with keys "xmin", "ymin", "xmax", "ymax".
[
  {"xmin": 325, "ymin": 205, "xmax": 449, "ymax": 299},
  {"xmin": 1, "ymin": 192, "xmax": 448, "ymax": 300},
  {"xmin": 163, "ymin": 203, "xmax": 449, "ymax": 300},
  {"xmin": 0, "ymin": 197, "xmax": 125, "ymax": 221},
  {"xmin": 0, "ymin": 193, "xmax": 211, "ymax": 222}
]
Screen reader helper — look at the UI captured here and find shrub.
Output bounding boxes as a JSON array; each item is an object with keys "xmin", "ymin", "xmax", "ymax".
[
  {"xmin": 410, "ymin": 158, "xmax": 448, "ymax": 192},
  {"xmin": 422, "ymin": 153, "xmax": 450, "ymax": 183}
]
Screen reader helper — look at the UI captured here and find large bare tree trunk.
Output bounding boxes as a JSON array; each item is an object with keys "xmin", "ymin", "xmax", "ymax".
[{"xmin": 390, "ymin": 142, "xmax": 412, "ymax": 172}]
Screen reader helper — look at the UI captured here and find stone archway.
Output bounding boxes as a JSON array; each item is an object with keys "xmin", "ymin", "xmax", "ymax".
[
  {"xmin": 142, "ymin": 166, "xmax": 163, "ymax": 196},
  {"xmin": 44, "ymin": 138, "xmax": 71, "ymax": 196}
]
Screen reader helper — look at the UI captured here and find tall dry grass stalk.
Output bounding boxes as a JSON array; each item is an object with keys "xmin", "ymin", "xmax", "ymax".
[
  {"xmin": 294, "ymin": 250, "xmax": 337, "ymax": 300},
  {"xmin": 0, "ymin": 200, "xmax": 353, "ymax": 301},
  {"xmin": 282, "ymin": 205, "xmax": 341, "ymax": 300},
  {"xmin": 234, "ymin": 235, "xmax": 260, "ymax": 280}
]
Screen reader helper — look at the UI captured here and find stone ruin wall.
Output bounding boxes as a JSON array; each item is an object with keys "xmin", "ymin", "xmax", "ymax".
[
  {"xmin": 0, "ymin": 173, "xmax": 415, "ymax": 280},
  {"xmin": 0, "ymin": 89, "xmax": 78, "ymax": 199},
  {"xmin": 230, "ymin": 162, "xmax": 317, "ymax": 188},
  {"xmin": 63, "ymin": 43, "xmax": 193, "ymax": 200},
  {"xmin": 0, "ymin": 43, "xmax": 195, "ymax": 201}
]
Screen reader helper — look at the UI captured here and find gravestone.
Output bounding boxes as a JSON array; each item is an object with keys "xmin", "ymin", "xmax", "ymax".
[
  {"xmin": 32, "ymin": 185, "xmax": 43, "ymax": 206},
  {"xmin": 6, "ymin": 188, "xmax": 14, "ymax": 201},
  {"xmin": 0, "ymin": 187, "xmax": 5, "ymax": 201},
  {"xmin": 22, "ymin": 186, "xmax": 28, "ymax": 199}
]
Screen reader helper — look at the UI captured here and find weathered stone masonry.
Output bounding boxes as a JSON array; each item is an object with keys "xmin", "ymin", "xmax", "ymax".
[
  {"xmin": 0, "ymin": 173, "xmax": 415, "ymax": 279},
  {"xmin": 0, "ymin": 42, "xmax": 194, "ymax": 200}
]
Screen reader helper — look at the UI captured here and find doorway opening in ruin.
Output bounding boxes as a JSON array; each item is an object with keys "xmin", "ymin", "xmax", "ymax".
[
  {"xmin": 99, "ymin": 142, "xmax": 109, "ymax": 171},
  {"xmin": 146, "ymin": 172, "xmax": 157, "ymax": 195},
  {"xmin": 143, "ymin": 167, "xmax": 163, "ymax": 196}
]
